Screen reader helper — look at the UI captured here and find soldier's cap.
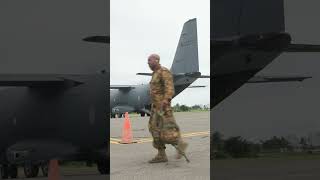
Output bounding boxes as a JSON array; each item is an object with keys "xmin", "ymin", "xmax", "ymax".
[{"xmin": 148, "ymin": 53, "xmax": 160, "ymax": 62}]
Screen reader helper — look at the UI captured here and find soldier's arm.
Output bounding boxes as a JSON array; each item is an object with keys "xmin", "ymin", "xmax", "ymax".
[{"xmin": 162, "ymin": 69, "xmax": 175, "ymax": 102}]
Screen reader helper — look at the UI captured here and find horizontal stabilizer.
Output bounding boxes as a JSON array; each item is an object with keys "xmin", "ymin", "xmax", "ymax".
[
  {"xmin": 174, "ymin": 72, "xmax": 210, "ymax": 78},
  {"xmin": 198, "ymin": 75, "xmax": 210, "ymax": 78},
  {"xmin": 137, "ymin": 72, "xmax": 210, "ymax": 78},
  {"xmin": 110, "ymin": 85, "xmax": 135, "ymax": 91},
  {"xmin": 0, "ymin": 75, "xmax": 83, "ymax": 88},
  {"xmin": 247, "ymin": 75, "xmax": 311, "ymax": 83},
  {"xmin": 83, "ymin": 36, "xmax": 110, "ymax": 44},
  {"xmin": 285, "ymin": 44, "xmax": 320, "ymax": 52},
  {"xmin": 136, "ymin": 73, "xmax": 152, "ymax": 76},
  {"xmin": 188, "ymin": 85, "xmax": 206, "ymax": 88}
]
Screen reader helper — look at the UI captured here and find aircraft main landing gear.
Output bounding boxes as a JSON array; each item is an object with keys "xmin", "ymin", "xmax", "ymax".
[
  {"xmin": 1, "ymin": 164, "xmax": 18, "ymax": 179},
  {"xmin": 24, "ymin": 163, "xmax": 39, "ymax": 178},
  {"xmin": 97, "ymin": 159, "xmax": 108, "ymax": 175},
  {"xmin": 40, "ymin": 161, "xmax": 49, "ymax": 177},
  {"xmin": 8, "ymin": 165, "xmax": 18, "ymax": 179},
  {"xmin": 1, "ymin": 165, "xmax": 8, "ymax": 179}
]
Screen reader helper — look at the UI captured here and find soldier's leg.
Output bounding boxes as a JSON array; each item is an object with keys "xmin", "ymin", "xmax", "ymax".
[
  {"xmin": 148, "ymin": 110, "xmax": 167, "ymax": 163},
  {"xmin": 162, "ymin": 108, "xmax": 188, "ymax": 159}
]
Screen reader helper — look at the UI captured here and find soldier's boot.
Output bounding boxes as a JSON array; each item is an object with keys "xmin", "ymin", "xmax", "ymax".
[
  {"xmin": 175, "ymin": 141, "xmax": 188, "ymax": 159},
  {"xmin": 148, "ymin": 149, "xmax": 168, "ymax": 163}
]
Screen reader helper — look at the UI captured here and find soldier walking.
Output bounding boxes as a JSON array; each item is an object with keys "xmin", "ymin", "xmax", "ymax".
[{"xmin": 147, "ymin": 53, "xmax": 188, "ymax": 163}]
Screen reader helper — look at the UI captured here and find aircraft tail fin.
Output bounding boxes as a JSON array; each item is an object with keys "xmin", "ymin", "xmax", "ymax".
[
  {"xmin": 137, "ymin": 19, "xmax": 207, "ymax": 98},
  {"xmin": 285, "ymin": 44, "xmax": 320, "ymax": 52},
  {"xmin": 170, "ymin": 18, "xmax": 199, "ymax": 74}
]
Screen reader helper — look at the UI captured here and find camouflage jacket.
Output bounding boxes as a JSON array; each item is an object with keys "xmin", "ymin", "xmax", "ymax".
[{"xmin": 149, "ymin": 66, "xmax": 175, "ymax": 109}]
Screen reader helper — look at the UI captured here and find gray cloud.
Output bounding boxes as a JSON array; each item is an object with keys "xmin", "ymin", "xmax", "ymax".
[{"xmin": 111, "ymin": 0, "xmax": 210, "ymax": 106}]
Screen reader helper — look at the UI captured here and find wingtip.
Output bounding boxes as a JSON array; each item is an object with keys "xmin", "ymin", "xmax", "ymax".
[{"xmin": 83, "ymin": 36, "xmax": 109, "ymax": 44}]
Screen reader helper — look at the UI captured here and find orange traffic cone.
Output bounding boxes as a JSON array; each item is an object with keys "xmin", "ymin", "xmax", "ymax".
[
  {"xmin": 48, "ymin": 159, "xmax": 60, "ymax": 180},
  {"xmin": 120, "ymin": 112, "xmax": 135, "ymax": 144}
]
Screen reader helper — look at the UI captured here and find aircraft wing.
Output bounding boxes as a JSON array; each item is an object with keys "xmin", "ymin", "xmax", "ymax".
[
  {"xmin": 213, "ymin": 72, "xmax": 311, "ymax": 107},
  {"xmin": 136, "ymin": 73, "xmax": 152, "ymax": 76},
  {"xmin": 187, "ymin": 85, "xmax": 206, "ymax": 88},
  {"xmin": 83, "ymin": 36, "xmax": 110, "ymax": 44},
  {"xmin": 285, "ymin": 44, "xmax": 320, "ymax": 52},
  {"xmin": 112, "ymin": 106, "xmax": 135, "ymax": 114},
  {"xmin": 110, "ymin": 85, "xmax": 135, "ymax": 91},
  {"xmin": 140, "ymin": 108, "xmax": 151, "ymax": 114},
  {"xmin": 0, "ymin": 75, "xmax": 82, "ymax": 87},
  {"xmin": 247, "ymin": 75, "xmax": 311, "ymax": 83},
  {"xmin": 137, "ymin": 72, "xmax": 210, "ymax": 78}
]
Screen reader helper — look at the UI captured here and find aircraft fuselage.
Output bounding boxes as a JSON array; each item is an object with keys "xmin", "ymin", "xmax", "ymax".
[
  {"xmin": 0, "ymin": 74, "xmax": 108, "ymax": 164},
  {"xmin": 110, "ymin": 84, "xmax": 150, "ymax": 115}
]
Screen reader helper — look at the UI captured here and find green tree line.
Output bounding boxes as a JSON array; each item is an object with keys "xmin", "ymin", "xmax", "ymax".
[
  {"xmin": 211, "ymin": 132, "xmax": 314, "ymax": 160},
  {"xmin": 173, "ymin": 103, "xmax": 210, "ymax": 112}
]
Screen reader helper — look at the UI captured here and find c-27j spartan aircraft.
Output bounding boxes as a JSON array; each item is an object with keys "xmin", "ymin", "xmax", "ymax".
[
  {"xmin": 212, "ymin": 0, "xmax": 320, "ymax": 108},
  {"xmin": 86, "ymin": 19, "xmax": 210, "ymax": 118}
]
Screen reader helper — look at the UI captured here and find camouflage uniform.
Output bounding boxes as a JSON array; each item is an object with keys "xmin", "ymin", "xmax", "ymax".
[{"xmin": 148, "ymin": 66, "xmax": 182, "ymax": 150}]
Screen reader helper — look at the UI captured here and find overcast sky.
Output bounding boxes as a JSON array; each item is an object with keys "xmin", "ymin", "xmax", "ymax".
[
  {"xmin": 0, "ymin": 0, "xmax": 107, "ymax": 74},
  {"xmin": 110, "ymin": 0, "xmax": 210, "ymax": 106},
  {"xmin": 213, "ymin": 1, "xmax": 320, "ymax": 140}
]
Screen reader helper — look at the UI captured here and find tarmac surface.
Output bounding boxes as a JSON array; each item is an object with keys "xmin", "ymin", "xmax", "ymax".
[
  {"xmin": 12, "ymin": 166, "xmax": 107, "ymax": 180},
  {"xmin": 110, "ymin": 111, "xmax": 210, "ymax": 180},
  {"xmin": 213, "ymin": 158, "xmax": 320, "ymax": 180},
  {"xmin": 12, "ymin": 111, "xmax": 209, "ymax": 180}
]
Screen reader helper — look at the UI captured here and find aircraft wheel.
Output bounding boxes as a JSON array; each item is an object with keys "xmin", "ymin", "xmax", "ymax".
[
  {"xmin": 24, "ymin": 164, "xmax": 39, "ymax": 178},
  {"xmin": 41, "ymin": 162, "xmax": 48, "ymax": 177},
  {"xmin": 141, "ymin": 112, "xmax": 145, "ymax": 117},
  {"xmin": 97, "ymin": 160, "xmax": 108, "ymax": 175},
  {"xmin": 147, "ymin": 113, "xmax": 150, "ymax": 117},
  {"xmin": 8, "ymin": 165, "xmax": 18, "ymax": 178},
  {"xmin": 1, "ymin": 165, "xmax": 9, "ymax": 179}
]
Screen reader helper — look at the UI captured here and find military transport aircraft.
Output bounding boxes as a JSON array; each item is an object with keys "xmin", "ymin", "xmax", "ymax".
[
  {"xmin": 85, "ymin": 18, "xmax": 311, "ymax": 118},
  {"xmin": 87, "ymin": 19, "xmax": 210, "ymax": 118},
  {"xmin": 0, "ymin": 0, "xmax": 108, "ymax": 178},
  {"xmin": 110, "ymin": 19, "xmax": 209, "ymax": 117},
  {"xmin": 212, "ymin": 0, "xmax": 320, "ymax": 108}
]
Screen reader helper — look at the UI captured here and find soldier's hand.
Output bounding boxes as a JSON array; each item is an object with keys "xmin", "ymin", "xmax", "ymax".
[{"xmin": 161, "ymin": 100, "xmax": 169, "ymax": 110}]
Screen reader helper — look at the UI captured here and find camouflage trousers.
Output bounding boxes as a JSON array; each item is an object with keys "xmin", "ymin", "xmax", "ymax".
[{"xmin": 148, "ymin": 103, "xmax": 182, "ymax": 150}]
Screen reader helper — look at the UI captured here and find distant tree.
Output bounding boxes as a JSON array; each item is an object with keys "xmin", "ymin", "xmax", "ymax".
[
  {"xmin": 173, "ymin": 103, "xmax": 180, "ymax": 112},
  {"xmin": 224, "ymin": 136, "xmax": 259, "ymax": 158},
  {"xmin": 179, "ymin": 105, "xmax": 190, "ymax": 112},
  {"xmin": 191, "ymin": 105, "xmax": 202, "ymax": 110},
  {"xmin": 203, "ymin": 104, "xmax": 210, "ymax": 111},
  {"xmin": 262, "ymin": 136, "xmax": 290, "ymax": 150},
  {"xmin": 299, "ymin": 137, "xmax": 309, "ymax": 150},
  {"xmin": 211, "ymin": 132, "xmax": 229, "ymax": 159},
  {"xmin": 212, "ymin": 132, "xmax": 224, "ymax": 151}
]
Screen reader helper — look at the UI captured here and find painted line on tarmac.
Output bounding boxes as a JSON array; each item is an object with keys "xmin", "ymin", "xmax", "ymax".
[
  {"xmin": 110, "ymin": 131, "xmax": 210, "ymax": 144},
  {"xmin": 110, "ymin": 140, "xmax": 120, "ymax": 144}
]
